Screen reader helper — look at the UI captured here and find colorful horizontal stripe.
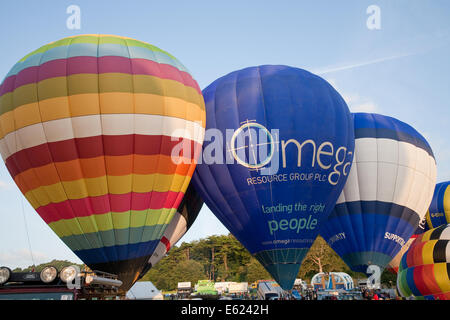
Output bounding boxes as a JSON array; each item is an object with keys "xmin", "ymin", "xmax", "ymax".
[
  {"xmin": 4, "ymin": 135, "xmax": 201, "ymax": 177},
  {"xmin": 49, "ymin": 208, "xmax": 176, "ymax": 236},
  {"xmin": 0, "ymin": 74, "xmax": 203, "ymax": 115},
  {"xmin": 60, "ymin": 222, "xmax": 174, "ymax": 251},
  {"xmin": 9, "ymin": 35, "xmax": 186, "ymax": 74},
  {"xmin": 0, "ymin": 94, "xmax": 204, "ymax": 139},
  {"xmin": 75, "ymin": 239, "xmax": 161, "ymax": 265},
  {"xmin": 23, "ymin": 173, "xmax": 190, "ymax": 205},
  {"xmin": 0, "ymin": 114, "xmax": 204, "ymax": 158},
  {"xmin": 35, "ymin": 189, "xmax": 187, "ymax": 222},
  {"xmin": 0, "ymin": 56, "xmax": 199, "ymax": 97},
  {"xmin": 14, "ymin": 155, "xmax": 194, "ymax": 192},
  {"xmin": 0, "ymin": 34, "xmax": 205, "ymax": 285}
]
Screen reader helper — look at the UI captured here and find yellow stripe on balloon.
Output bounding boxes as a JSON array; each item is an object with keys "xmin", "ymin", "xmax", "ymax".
[
  {"xmin": 422, "ymin": 240, "xmax": 437, "ymax": 265},
  {"xmin": 0, "ymin": 108, "xmax": 14, "ymax": 136},
  {"xmin": 47, "ymin": 217, "xmax": 85, "ymax": 239},
  {"xmin": 145, "ymin": 207, "xmax": 176, "ymax": 228},
  {"xmin": 48, "ymin": 208, "xmax": 177, "ymax": 236},
  {"xmin": 105, "ymin": 173, "xmax": 188, "ymax": 194},
  {"xmin": 444, "ymin": 186, "xmax": 450, "ymax": 222},
  {"xmin": 13, "ymin": 101, "xmax": 43, "ymax": 130},
  {"xmin": 23, "ymin": 173, "xmax": 189, "ymax": 207},
  {"xmin": 421, "ymin": 229, "xmax": 433, "ymax": 242},
  {"xmin": 433, "ymin": 263, "xmax": 450, "ymax": 294},
  {"xmin": 23, "ymin": 188, "xmax": 42, "ymax": 212},
  {"xmin": 26, "ymin": 181, "xmax": 68, "ymax": 208}
]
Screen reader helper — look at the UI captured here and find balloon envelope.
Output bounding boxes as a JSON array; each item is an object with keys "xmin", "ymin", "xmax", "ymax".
[
  {"xmin": 0, "ymin": 35, "xmax": 205, "ymax": 290},
  {"xmin": 320, "ymin": 113, "xmax": 437, "ymax": 274},
  {"xmin": 426, "ymin": 181, "xmax": 450, "ymax": 229},
  {"xmin": 192, "ymin": 65, "xmax": 354, "ymax": 289},
  {"xmin": 397, "ymin": 224, "xmax": 450, "ymax": 300}
]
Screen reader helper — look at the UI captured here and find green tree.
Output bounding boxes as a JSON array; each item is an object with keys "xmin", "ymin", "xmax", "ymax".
[
  {"xmin": 298, "ymin": 236, "xmax": 352, "ymax": 281},
  {"xmin": 245, "ymin": 257, "xmax": 271, "ymax": 283},
  {"xmin": 142, "ymin": 259, "xmax": 206, "ymax": 291}
]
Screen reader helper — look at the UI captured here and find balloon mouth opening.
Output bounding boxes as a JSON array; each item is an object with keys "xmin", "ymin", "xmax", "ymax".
[{"xmin": 254, "ymin": 248, "xmax": 309, "ymax": 291}]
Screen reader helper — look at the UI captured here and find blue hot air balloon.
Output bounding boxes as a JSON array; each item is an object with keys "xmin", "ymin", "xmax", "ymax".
[
  {"xmin": 320, "ymin": 113, "xmax": 437, "ymax": 274},
  {"xmin": 192, "ymin": 65, "xmax": 355, "ymax": 289}
]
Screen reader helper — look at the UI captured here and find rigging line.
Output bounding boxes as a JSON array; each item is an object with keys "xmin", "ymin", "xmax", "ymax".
[
  {"xmin": 20, "ymin": 194, "xmax": 36, "ymax": 268},
  {"xmin": 12, "ymin": 93, "xmax": 36, "ymax": 269}
]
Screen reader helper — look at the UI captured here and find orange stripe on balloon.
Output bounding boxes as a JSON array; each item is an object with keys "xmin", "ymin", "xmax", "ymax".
[{"xmin": 13, "ymin": 154, "xmax": 195, "ymax": 194}]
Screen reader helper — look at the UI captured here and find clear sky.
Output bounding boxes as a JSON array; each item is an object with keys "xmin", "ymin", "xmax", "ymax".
[{"xmin": 0, "ymin": 0, "xmax": 449, "ymax": 268}]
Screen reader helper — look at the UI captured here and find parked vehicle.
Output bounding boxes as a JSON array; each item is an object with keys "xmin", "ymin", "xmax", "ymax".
[{"xmin": 0, "ymin": 266, "xmax": 121, "ymax": 300}]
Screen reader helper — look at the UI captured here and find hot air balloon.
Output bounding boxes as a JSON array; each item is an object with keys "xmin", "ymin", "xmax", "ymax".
[
  {"xmin": 192, "ymin": 65, "xmax": 355, "ymax": 290},
  {"xmin": 138, "ymin": 183, "xmax": 203, "ymax": 278},
  {"xmin": 397, "ymin": 224, "xmax": 450, "ymax": 300},
  {"xmin": 426, "ymin": 181, "xmax": 450, "ymax": 229},
  {"xmin": 386, "ymin": 221, "xmax": 429, "ymax": 274},
  {"xmin": 320, "ymin": 113, "xmax": 437, "ymax": 274},
  {"xmin": 0, "ymin": 35, "xmax": 205, "ymax": 291}
]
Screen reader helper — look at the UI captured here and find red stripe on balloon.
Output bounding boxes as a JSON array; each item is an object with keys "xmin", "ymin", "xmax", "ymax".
[
  {"xmin": 37, "ymin": 190, "xmax": 185, "ymax": 224},
  {"xmin": 412, "ymin": 264, "xmax": 441, "ymax": 297},
  {"xmin": 5, "ymin": 135, "xmax": 199, "ymax": 178},
  {"xmin": 0, "ymin": 56, "xmax": 201, "ymax": 97},
  {"xmin": 412, "ymin": 241, "xmax": 426, "ymax": 266}
]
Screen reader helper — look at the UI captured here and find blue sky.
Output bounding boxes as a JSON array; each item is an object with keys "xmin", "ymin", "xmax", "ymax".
[{"xmin": 0, "ymin": 0, "xmax": 449, "ymax": 268}]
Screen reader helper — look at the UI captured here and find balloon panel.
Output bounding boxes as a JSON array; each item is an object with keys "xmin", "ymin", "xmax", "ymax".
[
  {"xmin": 426, "ymin": 182, "xmax": 450, "ymax": 229},
  {"xmin": 0, "ymin": 35, "xmax": 205, "ymax": 290},
  {"xmin": 193, "ymin": 65, "xmax": 354, "ymax": 289},
  {"xmin": 320, "ymin": 113, "xmax": 437, "ymax": 273},
  {"xmin": 397, "ymin": 224, "xmax": 450, "ymax": 300}
]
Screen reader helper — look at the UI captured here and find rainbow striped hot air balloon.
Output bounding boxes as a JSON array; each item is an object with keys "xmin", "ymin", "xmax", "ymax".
[{"xmin": 0, "ymin": 35, "xmax": 205, "ymax": 291}]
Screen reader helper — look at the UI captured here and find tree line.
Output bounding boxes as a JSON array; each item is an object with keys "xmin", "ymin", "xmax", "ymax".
[
  {"xmin": 10, "ymin": 234, "xmax": 396, "ymax": 291},
  {"xmin": 140, "ymin": 234, "xmax": 397, "ymax": 291}
]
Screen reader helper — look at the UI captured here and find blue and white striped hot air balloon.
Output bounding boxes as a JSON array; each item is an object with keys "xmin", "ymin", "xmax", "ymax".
[{"xmin": 320, "ymin": 113, "xmax": 437, "ymax": 274}]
